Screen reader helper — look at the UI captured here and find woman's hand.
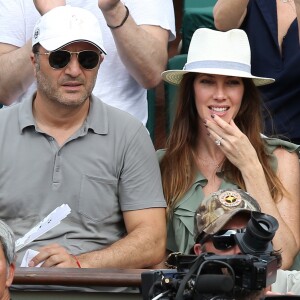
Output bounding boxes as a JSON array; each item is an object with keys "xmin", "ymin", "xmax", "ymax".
[{"xmin": 205, "ymin": 115, "xmax": 260, "ymax": 171}]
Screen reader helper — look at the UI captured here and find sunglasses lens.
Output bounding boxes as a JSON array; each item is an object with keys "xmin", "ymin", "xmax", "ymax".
[
  {"xmin": 78, "ymin": 51, "xmax": 100, "ymax": 69},
  {"xmin": 49, "ymin": 51, "xmax": 70, "ymax": 69},
  {"xmin": 212, "ymin": 229, "xmax": 240, "ymax": 250},
  {"xmin": 213, "ymin": 236, "xmax": 236, "ymax": 250}
]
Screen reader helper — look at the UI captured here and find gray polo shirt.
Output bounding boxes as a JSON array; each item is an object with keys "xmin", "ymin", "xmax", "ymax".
[{"xmin": 0, "ymin": 94, "xmax": 166, "ymax": 265}]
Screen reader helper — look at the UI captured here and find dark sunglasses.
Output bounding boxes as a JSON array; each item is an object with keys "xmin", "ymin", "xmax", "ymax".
[
  {"xmin": 37, "ymin": 50, "xmax": 101, "ymax": 70},
  {"xmin": 200, "ymin": 228, "xmax": 246, "ymax": 251}
]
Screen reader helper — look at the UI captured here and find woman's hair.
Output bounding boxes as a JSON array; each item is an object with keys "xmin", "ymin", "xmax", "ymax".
[{"xmin": 160, "ymin": 73, "xmax": 285, "ymax": 216}]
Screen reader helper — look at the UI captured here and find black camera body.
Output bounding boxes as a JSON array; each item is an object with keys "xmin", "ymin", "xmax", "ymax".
[
  {"xmin": 142, "ymin": 211, "xmax": 282, "ymax": 300},
  {"xmin": 141, "ymin": 252, "xmax": 279, "ymax": 300}
]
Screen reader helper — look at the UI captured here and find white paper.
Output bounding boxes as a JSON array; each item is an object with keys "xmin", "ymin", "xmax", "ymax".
[
  {"xmin": 20, "ymin": 249, "xmax": 44, "ymax": 267},
  {"xmin": 15, "ymin": 204, "xmax": 71, "ymax": 252}
]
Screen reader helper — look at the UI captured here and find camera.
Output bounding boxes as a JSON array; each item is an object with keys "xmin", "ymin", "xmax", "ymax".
[{"xmin": 141, "ymin": 212, "xmax": 282, "ymax": 300}]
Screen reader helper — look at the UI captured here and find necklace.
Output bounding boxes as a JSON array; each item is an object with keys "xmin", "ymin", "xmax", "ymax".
[
  {"xmin": 280, "ymin": 0, "xmax": 293, "ymax": 2},
  {"xmin": 195, "ymin": 155, "xmax": 224, "ymax": 168}
]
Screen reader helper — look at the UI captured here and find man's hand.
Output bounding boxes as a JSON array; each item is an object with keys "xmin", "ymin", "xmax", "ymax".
[
  {"xmin": 33, "ymin": 0, "xmax": 66, "ymax": 15},
  {"xmin": 28, "ymin": 243, "xmax": 80, "ymax": 268}
]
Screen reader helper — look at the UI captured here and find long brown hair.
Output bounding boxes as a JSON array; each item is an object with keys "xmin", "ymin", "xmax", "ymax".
[{"xmin": 160, "ymin": 73, "xmax": 285, "ymax": 216}]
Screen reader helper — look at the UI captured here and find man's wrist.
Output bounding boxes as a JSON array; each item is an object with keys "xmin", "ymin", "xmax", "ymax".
[
  {"xmin": 71, "ymin": 254, "xmax": 82, "ymax": 268},
  {"xmin": 102, "ymin": 2, "xmax": 129, "ymax": 29},
  {"xmin": 107, "ymin": 5, "xmax": 129, "ymax": 29}
]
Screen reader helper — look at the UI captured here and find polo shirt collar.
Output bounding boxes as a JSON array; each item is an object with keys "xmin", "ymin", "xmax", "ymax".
[
  {"xmin": 18, "ymin": 93, "xmax": 36, "ymax": 133},
  {"xmin": 86, "ymin": 95, "xmax": 108, "ymax": 135},
  {"xmin": 18, "ymin": 93, "xmax": 109, "ymax": 135}
]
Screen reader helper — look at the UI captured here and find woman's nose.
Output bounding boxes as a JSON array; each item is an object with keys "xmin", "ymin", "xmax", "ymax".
[{"xmin": 213, "ymin": 85, "xmax": 227, "ymax": 101}]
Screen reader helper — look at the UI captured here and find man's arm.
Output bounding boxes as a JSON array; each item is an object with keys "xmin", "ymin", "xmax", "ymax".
[
  {"xmin": 0, "ymin": 41, "xmax": 34, "ymax": 106},
  {"xmin": 213, "ymin": 0, "xmax": 249, "ymax": 31},
  {"xmin": 29, "ymin": 207, "xmax": 167, "ymax": 268},
  {"xmin": 99, "ymin": 0, "xmax": 171, "ymax": 89},
  {"xmin": 79, "ymin": 208, "xmax": 167, "ymax": 268}
]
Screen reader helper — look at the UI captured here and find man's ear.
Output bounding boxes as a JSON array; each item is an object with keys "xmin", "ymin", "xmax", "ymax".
[
  {"xmin": 194, "ymin": 243, "xmax": 203, "ymax": 255},
  {"xmin": 30, "ymin": 52, "xmax": 40, "ymax": 75},
  {"xmin": 6, "ymin": 263, "xmax": 15, "ymax": 288}
]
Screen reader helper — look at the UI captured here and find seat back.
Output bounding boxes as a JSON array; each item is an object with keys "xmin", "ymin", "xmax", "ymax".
[
  {"xmin": 165, "ymin": 54, "xmax": 187, "ymax": 136},
  {"xmin": 181, "ymin": 6, "xmax": 216, "ymax": 54},
  {"xmin": 183, "ymin": 0, "xmax": 217, "ymax": 10},
  {"xmin": 146, "ymin": 89, "xmax": 156, "ymax": 143}
]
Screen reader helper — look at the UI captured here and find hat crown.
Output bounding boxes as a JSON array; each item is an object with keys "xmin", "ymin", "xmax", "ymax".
[
  {"xmin": 187, "ymin": 28, "xmax": 251, "ymax": 66},
  {"xmin": 161, "ymin": 28, "xmax": 274, "ymax": 86},
  {"xmin": 32, "ymin": 5, "xmax": 106, "ymax": 53},
  {"xmin": 194, "ymin": 189, "xmax": 261, "ymax": 240}
]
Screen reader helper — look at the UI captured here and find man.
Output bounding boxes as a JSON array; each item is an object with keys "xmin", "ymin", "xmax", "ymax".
[
  {"xmin": 0, "ymin": 5, "xmax": 166, "ymax": 270},
  {"xmin": 193, "ymin": 189, "xmax": 300, "ymax": 297},
  {"xmin": 0, "ymin": 0, "xmax": 175, "ymax": 125},
  {"xmin": 0, "ymin": 220, "xmax": 15, "ymax": 300}
]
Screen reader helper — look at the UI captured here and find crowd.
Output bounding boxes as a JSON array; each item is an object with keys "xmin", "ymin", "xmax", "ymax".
[{"xmin": 0, "ymin": 0, "xmax": 299, "ymax": 299}]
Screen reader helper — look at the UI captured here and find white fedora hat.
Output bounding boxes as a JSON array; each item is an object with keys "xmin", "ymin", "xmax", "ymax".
[{"xmin": 162, "ymin": 28, "xmax": 274, "ymax": 86}]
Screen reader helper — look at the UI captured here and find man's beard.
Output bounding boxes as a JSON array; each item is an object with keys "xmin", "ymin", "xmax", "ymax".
[{"xmin": 36, "ymin": 69, "xmax": 95, "ymax": 107}]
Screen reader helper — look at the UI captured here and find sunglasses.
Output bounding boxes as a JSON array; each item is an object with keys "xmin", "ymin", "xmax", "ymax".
[
  {"xmin": 200, "ymin": 228, "xmax": 246, "ymax": 251},
  {"xmin": 37, "ymin": 50, "xmax": 101, "ymax": 70}
]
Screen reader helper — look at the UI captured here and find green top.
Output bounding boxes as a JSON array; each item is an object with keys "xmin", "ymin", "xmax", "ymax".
[{"xmin": 157, "ymin": 136, "xmax": 300, "ymax": 269}]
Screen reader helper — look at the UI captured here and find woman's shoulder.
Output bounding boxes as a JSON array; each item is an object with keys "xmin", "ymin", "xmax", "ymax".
[{"xmin": 261, "ymin": 134, "xmax": 300, "ymax": 156}]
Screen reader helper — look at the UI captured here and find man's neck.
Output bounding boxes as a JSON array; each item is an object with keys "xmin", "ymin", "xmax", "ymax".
[
  {"xmin": 32, "ymin": 94, "xmax": 90, "ymax": 146},
  {"xmin": 3, "ymin": 289, "xmax": 11, "ymax": 300}
]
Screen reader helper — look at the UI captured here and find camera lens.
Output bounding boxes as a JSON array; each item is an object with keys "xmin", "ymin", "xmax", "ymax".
[{"xmin": 234, "ymin": 211, "xmax": 279, "ymax": 254}]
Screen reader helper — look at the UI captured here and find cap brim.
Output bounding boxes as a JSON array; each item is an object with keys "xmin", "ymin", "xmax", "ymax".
[
  {"xmin": 161, "ymin": 69, "xmax": 274, "ymax": 87},
  {"xmin": 40, "ymin": 38, "xmax": 107, "ymax": 55}
]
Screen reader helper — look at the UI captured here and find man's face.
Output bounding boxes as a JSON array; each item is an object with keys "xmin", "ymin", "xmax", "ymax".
[
  {"xmin": 194, "ymin": 213, "xmax": 250, "ymax": 255},
  {"xmin": 31, "ymin": 42, "xmax": 103, "ymax": 108},
  {"xmin": 0, "ymin": 245, "xmax": 14, "ymax": 300}
]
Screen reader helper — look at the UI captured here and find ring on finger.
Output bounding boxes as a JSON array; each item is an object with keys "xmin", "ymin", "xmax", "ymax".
[{"xmin": 215, "ymin": 137, "xmax": 223, "ymax": 146}]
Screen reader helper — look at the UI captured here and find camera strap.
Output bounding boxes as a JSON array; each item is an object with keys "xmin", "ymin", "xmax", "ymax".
[{"xmin": 174, "ymin": 255, "xmax": 204, "ymax": 300}]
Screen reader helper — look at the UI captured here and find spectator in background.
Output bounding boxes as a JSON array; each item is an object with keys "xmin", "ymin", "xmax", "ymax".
[
  {"xmin": 0, "ymin": 220, "xmax": 15, "ymax": 300},
  {"xmin": 0, "ymin": 6, "xmax": 166, "ymax": 271},
  {"xmin": 192, "ymin": 189, "xmax": 300, "ymax": 296},
  {"xmin": 0, "ymin": 0, "xmax": 176, "ymax": 125},
  {"xmin": 158, "ymin": 28, "xmax": 300, "ymax": 270},
  {"xmin": 214, "ymin": 0, "xmax": 300, "ymax": 144}
]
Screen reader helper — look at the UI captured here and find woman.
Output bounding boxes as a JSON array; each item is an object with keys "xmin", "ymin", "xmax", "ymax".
[
  {"xmin": 158, "ymin": 28, "xmax": 300, "ymax": 269},
  {"xmin": 213, "ymin": 0, "xmax": 300, "ymax": 145}
]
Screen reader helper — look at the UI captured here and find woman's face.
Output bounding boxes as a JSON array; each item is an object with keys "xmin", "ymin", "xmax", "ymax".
[{"xmin": 193, "ymin": 74, "xmax": 244, "ymax": 124}]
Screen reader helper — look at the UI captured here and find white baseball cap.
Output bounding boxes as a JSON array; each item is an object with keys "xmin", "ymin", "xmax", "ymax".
[{"xmin": 32, "ymin": 5, "xmax": 106, "ymax": 54}]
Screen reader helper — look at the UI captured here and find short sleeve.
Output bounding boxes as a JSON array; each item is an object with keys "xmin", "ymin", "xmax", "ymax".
[
  {"xmin": 119, "ymin": 126, "xmax": 166, "ymax": 211},
  {"xmin": 262, "ymin": 135, "xmax": 300, "ymax": 171},
  {"xmin": 0, "ymin": 0, "xmax": 39, "ymax": 47},
  {"xmin": 127, "ymin": 0, "xmax": 176, "ymax": 41}
]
